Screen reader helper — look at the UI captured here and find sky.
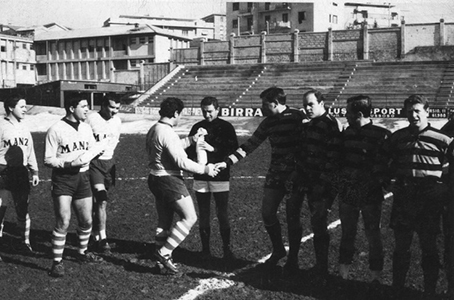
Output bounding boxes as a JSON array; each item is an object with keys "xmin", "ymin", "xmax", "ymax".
[{"xmin": 0, "ymin": 0, "xmax": 453, "ymax": 29}]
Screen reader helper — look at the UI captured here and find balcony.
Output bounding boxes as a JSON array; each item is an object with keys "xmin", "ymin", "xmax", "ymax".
[{"xmin": 259, "ymin": 3, "xmax": 291, "ymax": 13}]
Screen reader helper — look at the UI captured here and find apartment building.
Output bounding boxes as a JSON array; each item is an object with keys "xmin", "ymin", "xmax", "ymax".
[
  {"xmin": 104, "ymin": 15, "xmax": 219, "ymax": 40},
  {"xmin": 0, "ymin": 33, "xmax": 35, "ymax": 88},
  {"xmin": 201, "ymin": 14, "xmax": 228, "ymax": 41},
  {"xmin": 226, "ymin": 1, "xmax": 345, "ymax": 36},
  {"xmin": 34, "ymin": 24, "xmax": 191, "ymax": 84},
  {"xmin": 344, "ymin": 2, "xmax": 400, "ymax": 29}
]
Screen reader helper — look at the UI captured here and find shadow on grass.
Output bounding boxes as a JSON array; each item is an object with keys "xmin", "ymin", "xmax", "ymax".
[{"xmin": 229, "ymin": 264, "xmax": 429, "ymax": 300}]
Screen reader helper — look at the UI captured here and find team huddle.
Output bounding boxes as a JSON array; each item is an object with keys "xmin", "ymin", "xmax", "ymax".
[{"xmin": 0, "ymin": 88, "xmax": 453, "ymax": 298}]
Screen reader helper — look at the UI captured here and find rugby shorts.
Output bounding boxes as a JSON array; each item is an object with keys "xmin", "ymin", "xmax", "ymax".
[
  {"xmin": 51, "ymin": 170, "xmax": 92, "ymax": 199},
  {"xmin": 148, "ymin": 174, "xmax": 190, "ymax": 203},
  {"xmin": 193, "ymin": 180, "xmax": 229, "ymax": 193},
  {"xmin": 89, "ymin": 158, "xmax": 116, "ymax": 189}
]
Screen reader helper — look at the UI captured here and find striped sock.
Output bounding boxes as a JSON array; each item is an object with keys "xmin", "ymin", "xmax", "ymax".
[
  {"xmin": 77, "ymin": 227, "xmax": 92, "ymax": 255},
  {"xmin": 18, "ymin": 214, "xmax": 31, "ymax": 244},
  {"xmin": 159, "ymin": 221, "xmax": 191, "ymax": 257},
  {"xmin": 155, "ymin": 227, "xmax": 169, "ymax": 248},
  {"xmin": 51, "ymin": 230, "xmax": 66, "ymax": 262}
]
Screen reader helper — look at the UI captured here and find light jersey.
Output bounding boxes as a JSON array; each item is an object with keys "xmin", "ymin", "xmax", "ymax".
[
  {"xmin": 85, "ymin": 112, "xmax": 121, "ymax": 160},
  {"xmin": 0, "ymin": 117, "xmax": 38, "ymax": 174},
  {"xmin": 146, "ymin": 121, "xmax": 206, "ymax": 177},
  {"xmin": 44, "ymin": 118, "xmax": 96, "ymax": 172}
]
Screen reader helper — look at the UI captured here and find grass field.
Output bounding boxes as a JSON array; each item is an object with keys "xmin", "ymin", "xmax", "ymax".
[{"xmin": 0, "ymin": 133, "xmax": 450, "ymax": 299}]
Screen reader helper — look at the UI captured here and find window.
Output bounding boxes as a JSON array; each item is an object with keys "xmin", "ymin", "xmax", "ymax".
[
  {"xmin": 30, "ymin": 44, "xmax": 34, "ymax": 50},
  {"xmin": 282, "ymin": 13, "xmax": 288, "ymax": 23},
  {"xmin": 298, "ymin": 11, "xmax": 306, "ymax": 23},
  {"xmin": 139, "ymin": 37, "xmax": 146, "ymax": 44},
  {"xmin": 22, "ymin": 65, "xmax": 27, "ymax": 70},
  {"xmin": 232, "ymin": 2, "xmax": 239, "ymax": 11},
  {"xmin": 232, "ymin": 19, "xmax": 238, "ymax": 28},
  {"xmin": 333, "ymin": 15, "xmax": 338, "ymax": 24},
  {"xmin": 182, "ymin": 30, "xmax": 188, "ymax": 36},
  {"xmin": 265, "ymin": 15, "xmax": 270, "ymax": 24},
  {"xmin": 22, "ymin": 43, "xmax": 27, "ymax": 49},
  {"xmin": 104, "ymin": 46, "xmax": 109, "ymax": 52},
  {"xmin": 247, "ymin": 17, "xmax": 253, "ymax": 30},
  {"xmin": 30, "ymin": 65, "xmax": 35, "ymax": 70},
  {"xmin": 130, "ymin": 37, "xmax": 137, "ymax": 44},
  {"xmin": 247, "ymin": 2, "xmax": 253, "ymax": 12},
  {"xmin": 362, "ymin": 11, "xmax": 368, "ymax": 18},
  {"xmin": 1, "ymin": 46, "xmax": 5, "ymax": 52},
  {"xmin": 16, "ymin": 64, "xmax": 20, "ymax": 70},
  {"xmin": 97, "ymin": 46, "xmax": 103, "ymax": 52},
  {"xmin": 88, "ymin": 46, "xmax": 94, "ymax": 52},
  {"xmin": 265, "ymin": 2, "xmax": 270, "ymax": 10}
]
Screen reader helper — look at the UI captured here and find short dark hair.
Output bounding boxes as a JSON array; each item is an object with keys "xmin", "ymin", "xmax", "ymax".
[
  {"xmin": 159, "ymin": 97, "xmax": 184, "ymax": 118},
  {"xmin": 347, "ymin": 95, "xmax": 372, "ymax": 117},
  {"xmin": 303, "ymin": 89, "xmax": 325, "ymax": 103},
  {"xmin": 4, "ymin": 94, "xmax": 25, "ymax": 115},
  {"xmin": 101, "ymin": 93, "xmax": 120, "ymax": 107},
  {"xmin": 65, "ymin": 94, "xmax": 88, "ymax": 114},
  {"xmin": 260, "ymin": 87, "xmax": 286, "ymax": 105},
  {"xmin": 200, "ymin": 96, "xmax": 219, "ymax": 109},
  {"xmin": 404, "ymin": 94, "xmax": 429, "ymax": 110}
]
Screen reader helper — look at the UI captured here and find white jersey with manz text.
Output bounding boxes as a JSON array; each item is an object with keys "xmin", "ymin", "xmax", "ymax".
[
  {"xmin": 86, "ymin": 112, "xmax": 121, "ymax": 160},
  {"xmin": 44, "ymin": 118, "xmax": 96, "ymax": 172},
  {"xmin": 0, "ymin": 117, "xmax": 38, "ymax": 174}
]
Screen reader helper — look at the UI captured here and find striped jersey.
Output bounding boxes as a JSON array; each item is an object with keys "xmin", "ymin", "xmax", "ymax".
[
  {"xmin": 340, "ymin": 121, "xmax": 391, "ymax": 180},
  {"xmin": 85, "ymin": 112, "xmax": 121, "ymax": 160},
  {"xmin": 44, "ymin": 118, "xmax": 96, "ymax": 172},
  {"xmin": 296, "ymin": 112, "xmax": 342, "ymax": 178},
  {"xmin": 225, "ymin": 107, "xmax": 305, "ymax": 173},
  {"xmin": 385, "ymin": 124, "xmax": 453, "ymax": 179},
  {"xmin": 0, "ymin": 117, "xmax": 38, "ymax": 174},
  {"xmin": 146, "ymin": 121, "xmax": 206, "ymax": 177}
]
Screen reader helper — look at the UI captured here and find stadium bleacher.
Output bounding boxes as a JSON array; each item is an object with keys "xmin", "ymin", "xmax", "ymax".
[{"xmin": 135, "ymin": 60, "xmax": 454, "ymax": 112}]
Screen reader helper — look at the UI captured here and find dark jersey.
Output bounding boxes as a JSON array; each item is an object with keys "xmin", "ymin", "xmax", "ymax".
[
  {"xmin": 226, "ymin": 107, "xmax": 305, "ymax": 174},
  {"xmin": 187, "ymin": 117, "xmax": 238, "ymax": 182},
  {"xmin": 296, "ymin": 112, "xmax": 342, "ymax": 180}
]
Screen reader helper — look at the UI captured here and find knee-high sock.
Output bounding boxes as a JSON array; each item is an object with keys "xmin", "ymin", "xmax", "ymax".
[
  {"xmin": 265, "ymin": 221, "xmax": 285, "ymax": 253},
  {"xmin": 51, "ymin": 230, "xmax": 67, "ymax": 262},
  {"xmin": 159, "ymin": 221, "xmax": 191, "ymax": 257},
  {"xmin": 0, "ymin": 205, "xmax": 6, "ymax": 237},
  {"xmin": 17, "ymin": 213, "xmax": 31, "ymax": 244},
  {"xmin": 77, "ymin": 227, "xmax": 92, "ymax": 255},
  {"xmin": 155, "ymin": 227, "xmax": 169, "ymax": 248}
]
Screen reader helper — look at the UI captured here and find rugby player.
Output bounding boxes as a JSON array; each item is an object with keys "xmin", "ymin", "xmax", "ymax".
[
  {"xmin": 45, "ymin": 95, "xmax": 105, "ymax": 277},
  {"xmin": 0, "ymin": 95, "xmax": 39, "ymax": 256},
  {"xmin": 86, "ymin": 94, "xmax": 121, "ymax": 253},
  {"xmin": 146, "ymin": 97, "xmax": 219, "ymax": 275},
  {"xmin": 216, "ymin": 87, "xmax": 306, "ymax": 271},
  {"xmin": 385, "ymin": 94, "xmax": 452, "ymax": 298}
]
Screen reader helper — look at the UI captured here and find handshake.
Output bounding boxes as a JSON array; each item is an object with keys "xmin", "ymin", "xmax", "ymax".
[{"xmin": 204, "ymin": 162, "xmax": 227, "ymax": 177}]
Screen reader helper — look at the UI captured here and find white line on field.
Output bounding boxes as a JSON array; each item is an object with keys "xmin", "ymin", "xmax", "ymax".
[
  {"xmin": 176, "ymin": 192, "xmax": 393, "ymax": 300},
  {"xmin": 37, "ymin": 175, "xmax": 266, "ymax": 182}
]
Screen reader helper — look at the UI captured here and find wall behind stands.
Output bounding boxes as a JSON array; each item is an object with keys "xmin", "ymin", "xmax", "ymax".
[{"xmin": 171, "ymin": 19, "xmax": 453, "ymax": 65}]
